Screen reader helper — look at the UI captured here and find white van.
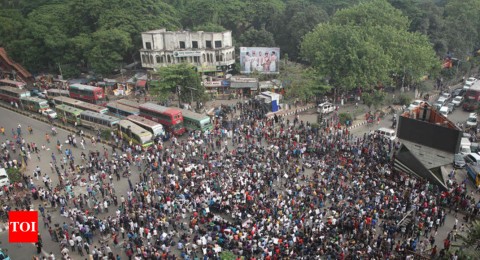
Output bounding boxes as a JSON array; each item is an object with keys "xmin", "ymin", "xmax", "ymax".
[
  {"xmin": 466, "ymin": 113, "xmax": 477, "ymax": 128},
  {"xmin": 460, "ymin": 137, "xmax": 472, "ymax": 155},
  {"xmin": 375, "ymin": 127, "xmax": 396, "ymax": 141},
  {"xmin": 317, "ymin": 102, "xmax": 335, "ymax": 114},
  {"xmin": 439, "ymin": 106, "xmax": 449, "ymax": 117}
]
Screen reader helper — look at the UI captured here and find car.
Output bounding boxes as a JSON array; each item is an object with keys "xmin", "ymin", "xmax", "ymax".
[
  {"xmin": 452, "ymin": 88, "xmax": 463, "ymax": 97},
  {"xmin": 375, "ymin": 127, "xmax": 396, "ymax": 141},
  {"xmin": 466, "ymin": 113, "xmax": 478, "ymax": 128},
  {"xmin": 0, "ymin": 168, "xmax": 10, "ymax": 188},
  {"xmin": 464, "ymin": 153, "xmax": 480, "ymax": 165},
  {"xmin": 447, "ymin": 102, "xmax": 454, "ymax": 113},
  {"xmin": 463, "ymin": 81, "xmax": 475, "ymax": 90},
  {"xmin": 466, "ymin": 77, "xmax": 477, "ymax": 85},
  {"xmin": 437, "ymin": 96, "xmax": 448, "ymax": 104},
  {"xmin": 441, "ymin": 92, "xmax": 452, "ymax": 101},
  {"xmin": 317, "ymin": 102, "xmax": 335, "ymax": 114},
  {"xmin": 42, "ymin": 109, "xmax": 57, "ymax": 119},
  {"xmin": 454, "ymin": 153, "xmax": 466, "ymax": 168},
  {"xmin": 408, "ymin": 99, "xmax": 427, "ymax": 110},
  {"xmin": 452, "ymin": 96, "xmax": 464, "ymax": 106},
  {"xmin": 433, "ymin": 101, "xmax": 444, "ymax": 110},
  {"xmin": 439, "ymin": 106, "xmax": 449, "ymax": 117}
]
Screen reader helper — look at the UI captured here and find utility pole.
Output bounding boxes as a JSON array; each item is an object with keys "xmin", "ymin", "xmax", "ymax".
[
  {"xmin": 177, "ymin": 85, "xmax": 182, "ymax": 108},
  {"xmin": 184, "ymin": 86, "xmax": 198, "ymax": 110}
]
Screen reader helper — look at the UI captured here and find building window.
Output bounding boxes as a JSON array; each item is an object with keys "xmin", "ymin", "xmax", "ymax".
[
  {"xmin": 215, "ymin": 41, "xmax": 222, "ymax": 48},
  {"xmin": 142, "ymin": 54, "xmax": 146, "ymax": 63},
  {"xmin": 206, "ymin": 41, "xmax": 212, "ymax": 48},
  {"xmin": 146, "ymin": 42, "xmax": 152, "ymax": 50},
  {"xmin": 149, "ymin": 55, "xmax": 153, "ymax": 64},
  {"xmin": 160, "ymin": 56, "xmax": 164, "ymax": 63},
  {"xmin": 156, "ymin": 56, "xmax": 161, "ymax": 63},
  {"xmin": 194, "ymin": 57, "xmax": 199, "ymax": 63},
  {"xmin": 179, "ymin": 41, "xmax": 186, "ymax": 49},
  {"xmin": 202, "ymin": 54, "xmax": 206, "ymax": 63},
  {"xmin": 210, "ymin": 53, "xmax": 214, "ymax": 62},
  {"xmin": 167, "ymin": 55, "xmax": 171, "ymax": 63},
  {"xmin": 215, "ymin": 51, "xmax": 220, "ymax": 62},
  {"xmin": 192, "ymin": 41, "xmax": 198, "ymax": 49}
]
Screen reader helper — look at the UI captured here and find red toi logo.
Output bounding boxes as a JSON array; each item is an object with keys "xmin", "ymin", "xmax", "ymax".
[{"xmin": 8, "ymin": 211, "xmax": 38, "ymax": 243}]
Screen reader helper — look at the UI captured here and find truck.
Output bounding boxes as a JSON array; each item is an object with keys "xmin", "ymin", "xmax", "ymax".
[{"xmin": 463, "ymin": 81, "xmax": 480, "ymax": 111}]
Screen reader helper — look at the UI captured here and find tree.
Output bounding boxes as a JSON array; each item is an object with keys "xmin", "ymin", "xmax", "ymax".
[
  {"xmin": 453, "ymin": 219, "xmax": 480, "ymax": 259},
  {"xmin": 152, "ymin": 64, "xmax": 205, "ymax": 108},
  {"xmin": 279, "ymin": 60, "xmax": 331, "ymax": 102},
  {"xmin": 301, "ymin": 0, "xmax": 439, "ymax": 93},
  {"xmin": 87, "ymin": 29, "xmax": 132, "ymax": 75},
  {"xmin": 362, "ymin": 90, "xmax": 386, "ymax": 110},
  {"xmin": 237, "ymin": 28, "xmax": 276, "ymax": 48},
  {"xmin": 271, "ymin": 0, "xmax": 328, "ymax": 61}
]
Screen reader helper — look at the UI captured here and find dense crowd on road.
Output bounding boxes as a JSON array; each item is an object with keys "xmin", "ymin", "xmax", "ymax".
[{"xmin": 0, "ymin": 99, "xmax": 479, "ymax": 260}]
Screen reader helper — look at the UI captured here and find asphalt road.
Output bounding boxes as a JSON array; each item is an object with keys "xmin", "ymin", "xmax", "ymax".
[
  {"xmin": 0, "ymin": 105, "xmax": 131, "ymax": 259},
  {"xmin": 0, "ymin": 98, "xmax": 476, "ymax": 259}
]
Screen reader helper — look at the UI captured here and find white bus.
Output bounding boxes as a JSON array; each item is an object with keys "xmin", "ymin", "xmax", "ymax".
[
  {"xmin": 117, "ymin": 120, "xmax": 153, "ymax": 148},
  {"xmin": 127, "ymin": 115, "xmax": 165, "ymax": 137}
]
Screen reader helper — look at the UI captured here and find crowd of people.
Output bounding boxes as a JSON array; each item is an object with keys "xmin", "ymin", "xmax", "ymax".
[{"xmin": 0, "ymin": 99, "xmax": 479, "ymax": 260}]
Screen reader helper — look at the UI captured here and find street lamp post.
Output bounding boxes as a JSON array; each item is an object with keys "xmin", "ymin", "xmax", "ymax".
[{"xmin": 177, "ymin": 85, "xmax": 182, "ymax": 108}]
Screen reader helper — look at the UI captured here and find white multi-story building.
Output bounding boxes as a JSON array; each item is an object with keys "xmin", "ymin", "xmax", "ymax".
[{"xmin": 140, "ymin": 29, "xmax": 235, "ymax": 73}]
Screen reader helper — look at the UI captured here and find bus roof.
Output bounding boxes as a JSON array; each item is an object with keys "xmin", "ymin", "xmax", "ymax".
[
  {"xmin": 107, "ymin": 102, "xmax": 140, "ymax": 114},
  {"xmin": 140, "ymin": 103, "xmax": 182, "ymax": 116},
  {"xmin": 180, "ymin": 109, "xmax": 209, "ymax": 120},
  {"xmin": 116, "ymin": 99, "xmax": 141, "ymax": 109},
  {"xmin": 469, "ymin": 81, "xmax": 480, "ymax": 92},
  {"xmin": 21, "ymin": 96, "xmax": 48, "ymax": 103},
  {"xmin": 47, "ymin": 89, "xmax": 69, "ymax": 94},
  {"xmin": 127, "ymin": 115, "xmax": 163, "ymax": 128},
  {"xmin": 80, "ymin": 110, "xmax": 120, "ymax": 123},
  {"xmin": 69, "ymin": 83, "xmax": 101, "ymax": 91},
  {"xmin": 0, "ymin": 85, "xmax": 30, "ymax": 94},
  {"xmin": 53, "ymin": 96, "xmax": 84, "ymax": 106},
  {"xmin": 118, "ymin": 120, "xmax": 152, "ymax": 136},
  {"xmin": 55, "ymin": 104, "xmax": 83, "ymax": 115},
  {"xmin": 0, "ymin": 79, "xmax": 26, "ymax": 87}
]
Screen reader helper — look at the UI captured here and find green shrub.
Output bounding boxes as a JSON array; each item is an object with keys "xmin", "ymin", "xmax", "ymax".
[
  {"xmin": 338, "ymin": 112, "xmax": 353, "ymax": 125},
  {"xmin": 6, "ymin": 167, "xmax": 23, "ymax": 183},
  {"xmin": 394, "ymin": 93, "xmax": 411, "ymax": 106}
]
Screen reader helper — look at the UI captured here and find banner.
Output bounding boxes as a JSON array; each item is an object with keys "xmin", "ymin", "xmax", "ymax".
[{"xmin": 239, "ymin": 47, "xmax": 280, "ymax": 74}]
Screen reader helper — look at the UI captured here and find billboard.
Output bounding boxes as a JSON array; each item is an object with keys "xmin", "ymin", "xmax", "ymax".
[{"xmin": 239, "ymin": 47, "xmax": 280, "ymax": 74}]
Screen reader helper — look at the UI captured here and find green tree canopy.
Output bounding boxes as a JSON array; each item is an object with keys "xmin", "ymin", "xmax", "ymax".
[
  {"xmin": 151, "ymin": 63, "xmax": 205, "ymax": 107},
  {"xmin": 301, "ymin": 0, "xmax": 440, "ymax": 92}
]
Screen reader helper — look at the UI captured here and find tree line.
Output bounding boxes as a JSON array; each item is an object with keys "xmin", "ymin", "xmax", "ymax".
[{"xmin": 0, "ymin": 0, "xmax": 479, "ymax": 92}]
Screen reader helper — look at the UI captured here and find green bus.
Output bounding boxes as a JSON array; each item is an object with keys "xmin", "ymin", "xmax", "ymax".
[
  {"xmin": 56, "ymin": 104, "xmax": 83, "ymax": 125},
  {"xmin": 180, "ymin": 109, "xmax": 213, "ymax": 132},
  {"xmin": 118, "ymin": 120, "xmax": 153, "ymax": 148},
  {"xmin": 20, "ymin": 96, "xmax": 49, "ymax": 113}
]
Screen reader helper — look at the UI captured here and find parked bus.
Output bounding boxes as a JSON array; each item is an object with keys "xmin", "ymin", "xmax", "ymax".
[
  {"xmin": 116, "ymin": 99, "xmax": 140, "ymax": 109},
  {"xmin": 0, "ymin": 79, "xmax": 26, "ymax": 89},
  {"xmin": 80, "ymin": 110, "xmax": 120, "ymax": 131},
  {"xmin": 127, "ymin": 115, "xmax": 165, "ymax": 137},
  {"xmin": 53, "ymin": 96, "xmax": 108, "ymax": 114},
  {"xmin": 55, "ymin": 104, "xmax": 82, "ymax": 125},
  {"xmin": 463, "ymin": 81, "xmax": 480, "ymax": 111},
  {"xmin": 117, "ymin": 120, "xmax": 153, "ymax": 148},
  {"xmin": 0, "ymin": 86, "xmax": 30, "ymax": 103},
  {"xmin": 69, "ymin": 83, "xmax": 106, "ymax": 105},
  {"xmin": 107, "ymin": 102, "xmax": 140, "ymax": 118},
  {"xmin": 139, "ymin": 103, "xmax": 185, "ymax": 135},
  {"xmin": 180, "ymin": 109, "xmax": 213, "ymax": 132},
  {"xmin": 46, "ymin": 89, "xmax": 69, "ymax": 99},
  {"xmin": 20, "ymin": 96, "xmax": 49, "ymax": 113}
]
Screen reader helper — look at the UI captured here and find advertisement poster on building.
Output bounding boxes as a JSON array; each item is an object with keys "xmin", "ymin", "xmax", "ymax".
[{"xmin": 239, "ymin": 47, "xmax": 280, "ymax": 74}]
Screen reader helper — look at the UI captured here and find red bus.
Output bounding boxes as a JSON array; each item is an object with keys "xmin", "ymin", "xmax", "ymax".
[
  {"xmin": 139, "ymin": 103, "xmax": 185, "ymax": 135},
  {"xmin": 0, "ymin": 86, "xmax": 30, "ymax": 103},
  {"xmin": 69, "ymin": 83, "xmax": 106, "ymax": 105},
  {"xmin": 463, "ymin": 81, "xmax": 480, "ymax": 111}
]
